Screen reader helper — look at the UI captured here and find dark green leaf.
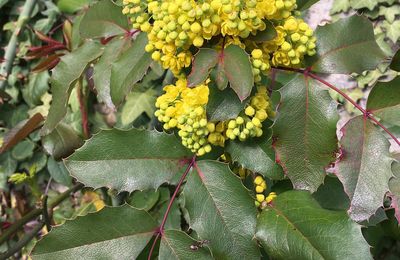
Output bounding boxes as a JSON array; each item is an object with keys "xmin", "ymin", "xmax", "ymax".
[
  {"xmin": 159, "ymin": 230, "xmax": 213, "ymax": 260},
  {"xmin": 11, "ymin": 140, "xmax": 35, "ymax": 160},
  {"xmin": 65, "ymin": 128, "xmax": 192, "ymax": 192},
  {"xmin": 335, "ymin": 116, "xmax": 393, "ymax": 222},
  {"xmin": 273, "ymin": 74, "xmax": 338, "ymax": 192},
  {"xmin": 41, "ymin": 41, "xmax": 104, "ymax": 135},
  {"xmin": 367, "ymin": 76, "xmax": 400, "ymax": 126},
  {"xmin": 22, "ymin": 71, "xmax": 49, "ymax": 107},
  {"xmin": 0, "ymin": 152, "xmax": 17, "ymax": 176},
  {"xmin": 110, "ymin": 33, "xmax": 152, "ymax": 105},
  {"xmin": 47, "ymin": 158, "xmax": 72, "ymax": 186},
  {"xmin": 296, "ymin": 0, "xmax": 319, "ymax": 11},
  {"xmin": 248, "ymin": 20, "xmax": 276, "ymax": 42},
  {"xmin": 58, "ymin": 0, "xmax": 92, "ymax": 14},
  {"xmin": 312, "ymin": 175, "xmax": 350, "ymax": 210},
  {"xmin": 31, "ymin": 205, "xmax": 157, "ymax": 259},
  {"xmin": 256, "ymin": 190, "xmax": 372, "ymax": 260},
  {"xmin": 390, "ymin": 49, "xmax": 400, "ymax": 72},
  {"xmin": 210, "ymin": 61, "xmax": 228, "ymax": 90},
  {"xmin": 42, "ymin": 123, "xmax": 83, "ymax": 160},
  {"xmin": 223, "ymin": 45, "xmax": 254, "ymax": 101},
  {"xmin": 226, "ymin": 138, "xmax": 284, "ymax": 180},
  {"xmin": 206, "ymin": 86, "xmax": 245, "ymax": 122},
  {"xmin": 121, "ymin": 88, "xmax": 157, "ymax": 125},
  {"xmin": 126, "ymin": 189, "xmax": 160, "ymax": 211},
  {"xmin": 310, "ymin": 16, "xmax": 386, "ymax": 74},
  {"xmin": 184, "ymin": 160, "xmax": 260, "ymax": 259},
  {"xmin": 188, "ymin": 48, "xmax": 219, "ymax": 87},
  {"xmin": 79, "ymin": 0, "xmax": 129, "ymax": 38},
  {"xmin": 93, "ymin": 37, "xmax": 132, "ymax": 109}
]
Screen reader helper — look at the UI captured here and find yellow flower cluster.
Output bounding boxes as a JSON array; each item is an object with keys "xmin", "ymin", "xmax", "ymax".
[
  {"xmin": 122, "ymin": 0, "xmax": 316, "ymax": 76},
  {"xmin": 155, "ymin": 79, "xmax": 273, "ymax": 155},
  {"xmin": 254, "ymin": 175, "xmax": 277, "ymax": 208}
]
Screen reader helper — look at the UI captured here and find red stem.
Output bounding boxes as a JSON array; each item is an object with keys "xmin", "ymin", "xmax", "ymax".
[
  {"xmin": 77, "ymin": 79, "xmax": 90, "ymax": 139},
  {"xmin": 273, "ymin": 66, "xmax": 400, "ymax": 147},
  {"xmin": 147, "ymin": 156, "xmax": 196, "ymax": 260}
]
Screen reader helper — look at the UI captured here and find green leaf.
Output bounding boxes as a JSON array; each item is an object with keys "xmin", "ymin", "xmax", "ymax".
[
  {"xmin": 57, "ymin": 0, "xmax": 92, "ymax": 14},
  {"xmin": 47, "ymin": 158, "xmax": 72, "ymax": 186},
  {"xmin": 210, "ymin": 61, "xmax": 228, "ymax": 90},
  {"xmin": 110, "ymin": 33, "xmax": 152, "ymax": 106},
  {"xmin": 390, "ymin": 49, "xmax": 400, "ymax": 72},
  {"xmin": 65, "ymin": 128, "xmax": 192, "ymax": 192},
  {"xmin": 206, "ymin": 86, "xmax": 245, "ymax": 122},
  {"xmin": 312, "ymin": 175, "xmax": 350, "ymax": 210},
  {"xmin": 248, "ymin": 20, "xmax": 277, "ymax": 41},
  {"xmin": 382, "ymin": 20, "xmax": 400, "ymax": 43},
  {"xmin": 255, "ymin": 190, "xmax": 372, "ymax": 260},
  {"xmin": 41, "ymin": 41, "xmax": 104, "ymax": 135},
  {"xmin": 31, "ymin": 205, "xmax": 157, "ymax": 259},
  {"xmin": 367, "ymin": 76, "xmax": 400, "ymax": 126},
  {"xmin": 187, "ymin": 48, "xmax": 219, "ymax": 87},
  {"xmin": 389, "ymin": 158, "xmax": 400, "ymax": 222},
  {"xmin": 22, "ymin": 71, "xmax": 50, "ymax": 107},
  {"xmin": 226, "ymin": 138, "xmax": 284, "ymax": 180},
  {"xmin": 126, "ymin": 189, "xmax": 160, "ymax": 211},
  {"xmin": 184, "ymin": 160, "xmax": 260, "ymax": 259},
  {"xmin": 273, "ymin": 74, "xmax": 338, "ymax": 192},
  {"xmin": 11, "ymin": 140, "xmax": 35, "ymax": 161},
  {"xmin": 0, "ymin": 152, "xmax": 17, "ymax": 176},
  {"xmin": 79, "ymin": 0, "xmax": 128, "ymax": 39},
  {"xmin": 93, "ymin": 37, "xmax": 132, "ymax": 109},
  {"xmin": 223, "ymin": 45, "xmax": 254, "ymax": 101},
  {"xmin": 330, "ymin": 0, "xmax": 351, "ymax": 14},
  {"xmin": 335, "ymin": 116, "xmax": 393, "ymax": 222},
  {"xmin": 121, "ymin": 88, "xmax": 157, "ymax": 125},
  {"xmin": 310, "ymin": 16, "xmax": 386, "ymax": 74},
  {"xmin": 296, "ymin": 0, "xmax": 319, "ymax": 11},
  {"xmin": 42, "ymin": 123, "xmax": 83, "ymax": 160},
  {"xmin": 159, "ymin": 230, "xmax": 213, "ymax": 260},
  {"xmin": 350, "ymin": 0, "xmax": 379, "ymax": 11}
]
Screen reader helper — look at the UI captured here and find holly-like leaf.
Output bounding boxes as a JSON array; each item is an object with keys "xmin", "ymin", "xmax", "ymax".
[
  {"xmin": 42, "ymin": 122, "xmax": 83, "ymax": 160},
  {"xmin": 273, "ymin": 74, "xmax": 338, "ymax": 192},
  {"xmin": 223, "ymin": 45, "xmax": 254, "ymax": 101},
  {"xmin": 0, "ymin": 113, "xmax": 44, "ymax": 153},
  {"xmin": 206, "ymin": 86, "xmax": 245, "ymax": 122},
  {"xmin": 389, "ymin": 156, "xmax": 400, "ymax": 222},
  {"xmin": 390, "ymin": 49, "xmax": 400, "ymax": 72},
  {"xmin": 210, "ymin": 61, "xmax": 228, "ymax": 90},
  {"xmin": 47, "ymin": 158, "xmax": 72, "ymax": 186},
  {"xmin": 41, "ymin": 41, "xmax": 104, "ymax": 135},
  {"xmin": 93, "ymin": 37, "xmax": 132, "ymax": 110},
  {"xmin": 183, "ymin": 160, "xmax": 260, "ymax": 259},
  {"xmin": 79, "ymin": 0, "xmax": 128, "ymax": 39},
  {"xmin": 31, "ymin": 206, "xmax": 157, "ymax": 259},
  {"xmin": 121, "ymin": 88, "xmax": 157, "ymax": 125},
  {"xmin": 330, "ymin": 0, "xmax": 351, "ymax": 14},
  {"xmin": 335, "ymin": 116, "xmax": 393, "ymax": 222},
  {"xmin": 159, "ymin": 230, "xmax": 213, "ymax": 260},
  {"xmin": 310, "ymin": 16, "xmax": 386, "ymax": 74},
  {"xmin": 296, "ymin": 0, "xmax": 319, "ymax": 11},
  {"xmin": 65, "ymin": 128, "xmax": 192, "ymax": 192},
  {"xmin": 110, "ymin": 33, "xmax": 152, "ymax": 106},
  {"xmin": 312, "ymin": 175, "xmax": 350, "ymax": 210},
  {"xmin": 226, "ymin": 138, "xmax": 284, "ymax": 180},
  {"xmin": 367, "ymin": 76, "xmax": 400, "ymax": 126},
  {"xmin": 382, "ymin": 20, "xmax": 400, "ymax": 44},
  {"xmin": 188, "ymin": 48, "xmax": 219, "ymax": 87},
  {"xmin": 255, "ymin": 190, "xmax": 372, "ymax": 260},
  {"xmin": 248, "ymin": 20, "xmax": 276, "ymax": 42},
  {"xmin": 350, "ymin": 0, "xmax": 379, "ymax": 11}
]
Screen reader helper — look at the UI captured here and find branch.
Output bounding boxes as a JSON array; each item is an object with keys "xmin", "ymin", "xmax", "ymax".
[
  {"xmin": 272, "ymin": 66, "xmax": 400, "ymax": 147},
  {"xmin": 0, "ymin": 0, "xmax": 38, "ymax": 90},
  {"xmin": 76, "ymin": 77, "xmax": 90, "ymax": 139},
  {"xmin": 0, "ymin": 183, "xmax": 83, "ymax": 245},
  {"xmin": 147, "ymin": 156, "xmax": 196, "ymax": 260}
]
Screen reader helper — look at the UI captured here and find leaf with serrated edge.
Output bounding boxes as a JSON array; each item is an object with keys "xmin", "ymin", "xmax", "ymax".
[
  {"xmin": 273, "ymin": 74, "xmax": 338, "ymax": 192},
  {"xmin": 367, "ymin": 77, "xmax": 400, "ymax": 126},
  {"xmin": 42, "ymin": 41, "xmax": 104, "ymax": 135},
  {"xmin": 110, "ymin": 32, "xmax": 152, "ymax": 106},
  {"xmin": 31, "ymin": 205, "xmax": 157, "ymax": 260},
  {"xmin": 223, "ymin": 45, "xmax": 254, "ymax": 101},
  {"xmin": 335, "ymin": 116, "xmax": 393, "ymax": 222},
  {"xmin": 159, "ymin": 230, "xmax": 213, "ymax": 260},
  {"xmin": 184, "ymin": 160, "xmax": 260, "ymax": 259},
  {"xmin": 188, "ymin": 48, "xmax": 219, "ymax": 87},
  {"xmin": 79, "ymin": 0, "xmax": 128, "ymax": 39},
  {"xmin": 65, "ymin": 128, "xmax": 192, "ymax": 192},
  {"xmin": 121, "ymin": 88, "xmax": 157, "ymax": 125},
  {"xmin": 256, "ymin": 190, "xmax": 372, "ymax": 260},
  {"xmin": 206, "ymin": 86, "xmax": 245, "ymax": 122},
  {"xmin": 310, "ymin": 16, "xmax": 386, "ymax": 74}
]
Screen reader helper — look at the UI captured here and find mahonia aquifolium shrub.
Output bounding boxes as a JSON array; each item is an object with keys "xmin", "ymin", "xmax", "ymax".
[{"xmin": 123, "ymin": 0, "xmax": 317, "ymax": 206}]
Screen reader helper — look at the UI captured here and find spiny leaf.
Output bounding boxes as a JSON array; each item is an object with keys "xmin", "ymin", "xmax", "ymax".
[
  {"xmin": 350, "ymin": 0, "xmax": 379, "ymax": 11},
  {"xmin": 335, "ymin": 116, "xmax": 393, "ymax": 222},
  {"xmin": 255, "ymin": 190, "xmax": 372, "ymax": 260},
  {"xmin": 206, "ymin": 86, "xmax": 245, "ymax": 122},
  {"xmin": 188, "ymin": 48, "xmax": 219, "ymax": 87},
  {"xmin": 183, "ymin": 160, "xmax": 260, "ymax": 259},
  {"xmin": 41, "ymin": 41, "xmax": 104, "ymax": 135},
  {"xmin": 273, "ymin": 74, "xmax": 339, "ymax": 192},
  {"xmin": 65, "ymin": 128, "xmax": 192, "ymax": 192},
  {"xmin": 367, "ymin": 76, "xmax": 400, "ymax": 127},
  {"xmin": 159, "ymin": 230, "xmax": 213, "ymax": 260},
  {"xmin": 121, "ymin": 88, "xmax": 157, "ymax": 125},
  {"xmin": 31, "ymin": 205, "xmax": 157, "ymax": 259},
  {"xmin": 79, "ymin": 0, "xmax": 129, "ymax": 38},
  {"xmin": 310, "ymin": 15, "xmax": 386, "ymax": 74},
  {"xmin": 110, "ymin": 32, "xmax": 152, "ymax": 106},
  {"xmin": 223, "ymin": 45, "xmax": 254, "ymax": 101}
]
